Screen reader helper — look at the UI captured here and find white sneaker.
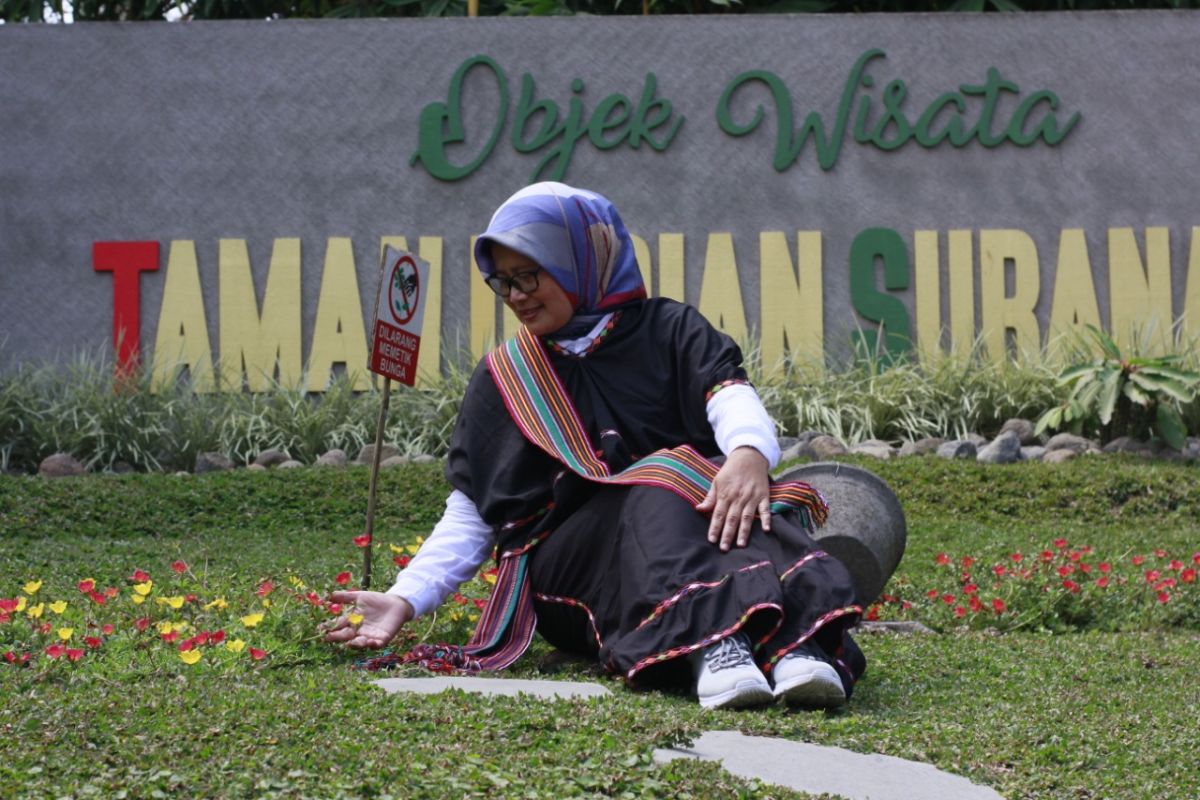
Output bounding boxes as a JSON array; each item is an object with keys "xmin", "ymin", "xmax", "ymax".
[
  {"xmin": 689, "ymin": 633, "xmax": 774, "ymax": 710},
  {"xmin": 771, "ymin": 643, "xmax": 846, "ymax": 708}
]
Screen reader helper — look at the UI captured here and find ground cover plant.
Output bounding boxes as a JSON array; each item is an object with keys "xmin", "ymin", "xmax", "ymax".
[{"xmin": 2, "ymin": 458, "xmax": 1198, "ymax": 799}]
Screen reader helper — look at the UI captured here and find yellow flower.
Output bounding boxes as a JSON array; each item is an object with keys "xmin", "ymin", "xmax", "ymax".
[
  {"xmin": 26, "ymin": 603, "xmax": 44, "ymax": 619},
  {"xmin": 483, "ymin": 572, "xmax": 498, "ymax": 586},
  {"xmin": 225, "ymin": 638, "xmax": 246, "ymax": 653},
  {"xmin": 348, "ymin": 613, "xmax": 364, "ymax": 626},
  {"xmin": 157, "ymin": 621, "xmax": 175, "ymax": 635},
  {"xmin": 203, "ymin": 597, "xmax": 228, "ymax": 611},
  {"xmin": 155, "ymin": 595, "xmax": 184, "ymax": 610},
  {"xmin": 287, "ymin": 575, "xmax": 306, "ymax": 588},
  {"xmin": 179, "ymin": 650, "xmax": 202, "ymax": 665},
  {"xmin": 468, "ymin": 613, "xmax": 479, "ymax": 622},
  {"xmin": 389, "ymin": 544, "xmax": 405, "ymax": 554},
  {"xmin": 131, "ymin": 593, "xmax": 146, "ymax": 605},
  {"xmin": 23, "ymin": 580, "xmax": 42, "ymax": 595},
  {"xmin": 240, "ymin": 613, "xmax": 264, "ymax": 629},
  {"xmin": 261, "ymin": 598, "xmax": 271, "ymax": 609},
  {"xmin": 449, "ymin": 610, "xmax": 462, "ymax": 622},
  {"xmin": 133, "ymin": 581, "xmax": 153, "ymax": 596},
  {"xmin": 48, "ymin": 601, "xmax": 68, "ymax": 615},
  {"xmin": 15, "ymin": 597, "xmax": 27, "ymax": 613},
  {"xmin": 404, "ymin": 536, "xmax": 426, "ymax": 555},
  {"xmin": 57, "ymin": 628, "xmax": 73, "ymax": 641}
]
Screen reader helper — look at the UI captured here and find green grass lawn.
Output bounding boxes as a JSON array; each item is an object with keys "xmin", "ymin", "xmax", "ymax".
[{"xmin": 2, "ymin": 459, "xmax": 1198, "ymax": 799}]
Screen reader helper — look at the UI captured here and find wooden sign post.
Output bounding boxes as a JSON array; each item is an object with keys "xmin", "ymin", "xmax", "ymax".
[{"xmin": 362, "ymin": 246, "xmax": 430, "ymax": 589}]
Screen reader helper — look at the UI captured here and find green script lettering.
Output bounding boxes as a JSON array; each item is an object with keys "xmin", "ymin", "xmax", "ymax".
[
  {"xmin": 410, "ymin": 55, "xmax": 509, "ymax": 182},
  {"xmin": 716, "ymin": 49, "xmax": 1082, "ymax": 171}
]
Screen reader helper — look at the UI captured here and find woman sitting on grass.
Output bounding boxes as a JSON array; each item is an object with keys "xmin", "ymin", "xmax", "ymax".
[{"xmin": 323, "ymin": 182, "xmax": 865, "ymax": 709}]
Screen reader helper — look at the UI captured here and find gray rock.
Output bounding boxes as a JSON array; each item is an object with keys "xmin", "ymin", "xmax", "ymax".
[
  {"xmin": 356, "ymin": 443, "xmax": 400, "ymax": 465},
  {"xmin": 779, "ymin": 440, "xmax": 808, "ymax": 462},
  {"xmin": 855, "ymin": 620, "xmax": 936, "ymax": 635},
  {"xmin": 246, "ymin": 463, "xmax": 267, "ymax": 471},
  {"xmin": 976, "ymin": 430, "xmax": 1022, "ymax": 464},
  {"xmin": 374, "ymin": 677, "xmax": 611, "ymax": 700},
  {"xmin": 795, "ymin": 430, "xmax": 827, "ymax": 445},
  {"xmin": 1020, "ymin": 446, "xmax": 1047, "ymax": 462},
  {"xmin": 315, "ymin": 448, "xmax": 348, "ymax": 468},
  {"xmin": 380, "ymin": 455, "xmax": 411, "ymax": 468},
  {"xmin": 653, "ymin": 731, "xmax": 1004, "ymax": 800},
  {"xmin": 110, "ymin": 461, "xmax": 135, "ymax": 475},
  {"xmin": 1043, "ymin": 448, "xmax": 1078, "ymax": 464},
  {"xmin": 965, "ymin": 432, "xmax": 988, "ymax": 447},
  {"xmin": 898, "ymin": 437, "xmax": 944, "ymax": 457},
  {"xmin": 1102, "ymin": 436, "xmax": 1155, "ymax": 456},
  {"xmin": 411, "ymin": 454, "xmax": 437, "ymax": 464},
  {"xmin": 277, "ymin": 459, "xmax": 305, "ymax": 469},
  {"xmin": 39, "ymin": 453, "xmax": 85, "ymax": 478},
  {"xmin": 936, "ymin": 440, "xmax": 977, "ymax": 460},
  {"xmin": 253, "ymin": 448, "xmax": 290, "ymax": 468},
  {"xmin": 999, "ymin": 417, "xmax": 1038, "ymax": 445},
  {"xmin": 850, "ymin": 440, "xmax": 895, "ymax": 460},
  {"xmin": 194, "ymin": 452, "xmax": 235, "ymax": 474},
  {"xmin": 809, "ymin": 435, "xmax": 848, "ymax": 459},
  {"xmin": 1045, "ymin": 432, "xmax": 1096, "ymax": 453},
  {"xmin": 1182, "ymin": 437, "xmax": 1200, "ymax": 461},
  {"xmin": 776, "ymin": 436, "xmax": 799, "ymax": 453}
]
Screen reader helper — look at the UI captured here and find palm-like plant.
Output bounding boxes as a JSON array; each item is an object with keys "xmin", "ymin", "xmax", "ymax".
[{"xmin": 1035, "ymin": 325, "xmax": 1200, "ymax": 449}]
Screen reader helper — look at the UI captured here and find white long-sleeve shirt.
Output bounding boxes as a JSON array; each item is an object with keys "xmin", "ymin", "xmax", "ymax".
[{"xmin": 387, "ymin": 317, "xmax": 780, "ymax": 618}]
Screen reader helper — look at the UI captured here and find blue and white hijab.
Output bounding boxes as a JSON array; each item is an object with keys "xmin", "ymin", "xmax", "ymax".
[{"xmin": 474, "ymin": 182, "xmax": 647, "ymax": 338}]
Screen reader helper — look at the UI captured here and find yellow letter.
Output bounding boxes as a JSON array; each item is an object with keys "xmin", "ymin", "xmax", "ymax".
[
  {"xmin": 1182, "ymin": 227, "xmax": 1200, "ymax": 348},
  {"xmin": 306, "ymin": 238, "xmax": 370, "ymax": 392},
  {"xmin": 697, "ymin": 233, "xmax": 747, "ymax": 341},
  {"xmin": 1108, "ymin": 227, "xmax": 1173, "ymax": 353},
  {"xmin": 218, "ymin": 238, "xmax": 302, "ymax": 392},
  {"xmin": 469, "ymin": 235, "xmax": 501, "ymax": 359},
  {"xmin": 629, "ymin": 234, "xmax": 655, "ymax": 296},
  {"xmin": 380, "ymin": 237, "xmax": 444, "ymax": 388},
  {"xmin": 151, "ymin": 240, "xmax": 214, "ymax": 393},
  {"xmin": 947, "ymin": 230, "xmax": 975, "ymax": 358},
  {"xmin": 913, "ymin": 230, "xmax": 941, "ymax": 362},
  {"xmin": 657, "ymin": 233, "xmax": 685, "ymax": 302},
  {"xmin": 979, "ymin": 230, "xmax": 1040, "ymax": 362},
  {"xmin": 1047, "ymin": 229, "xmax": 1101, "ymax": 359},
  {"xmin": 759, "ymin": 231, "xmax": 823, "ymax": 373}
]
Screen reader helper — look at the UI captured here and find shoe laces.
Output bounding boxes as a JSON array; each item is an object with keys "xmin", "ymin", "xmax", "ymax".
[{"xmin": 703, "ymin": 634, "xmax": 755, "ymax": 673}]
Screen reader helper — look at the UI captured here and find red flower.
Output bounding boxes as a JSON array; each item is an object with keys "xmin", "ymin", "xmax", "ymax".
[
  {"xmin": 1154, "ymin": 548, "xmax": 1168, "ymax": 558},
  {"xmin": 335, "ymin": 572, "xmax": 351, "ymax": 586},
  {"xmin": 171, "ymin": 560, "xmax": 188, "ymax": 574},
  {"xmin": 179, "ymin": 639, "xmax": 195, "ymax": 652},
  {"xmin": 328, "ymin": 603, "xmax": 343, "ymax": 615},
  {"xmin": 1156, "ymin": 578, "xmax": 1177, "ymax": 590},
  {"xmin": 193, "ymin": 631, "xmax": 210, "ymax": 646},
  {"xmin": 0, "ymin": 599, "xmax": 17, "ymax": 613},
  {"xmin": 935, "ymin": 553, "xmax": 950, "ymax": 566},
  {"xmin": 1096, "ymin": 576, "xmax": 1110, "ymax": 588},
  {"xmin": 161, "ymin": 631, "xmax": 179, "ymax": 644},
  {"xmin": 255, "ymin": 581, "xmax": 275, "ymax": 598},
  {"xmin": 84, "ymin": 636, "xmax": 103, "ymax": 649},
  {"xmin": 1169, "ymin": 560, "xmax": 1184, "ymax": 571},
  {"xmin": 249, "ymin": 648, "xmax": 267, "ymax": 661},
  {"xmin": 3, "ymin": 651, "xmax": 16, "ymax": 663},
  {"xmin": 963, "ymin": 583, "xmax": 978, "ymax": 595},
  {"xmin": 968, "ymin": 596, "xmax": 984, "ymax": 613},
  {"xmin": 77, "ymin": 579, "xmax": 96, "ymax": 594},
  {"xmin": 953, "ymin": 606, "xmax": 966, "ymax": 618},
  {"xmin": 129, "ymin": 569, "xmax": 151, "ymax": 582},
  {"xmin": 941, "ymin": 594, "xmax": 956, "ymax": 605},
  {"xmin": 1193, "ymin": 553, "xmax": 1200, "ymax": 565},
  {"xmin": 1079, "ymin": 563, "xmax": 1092, "ymax": 573},
  {"xmin": 1181, "ymin": 568, "xmax": 1197, "ymax": 584},
  {"xmin": 1157, "ymin": 591, "xmax": 1170, "ymax": 604},
  {"xmin": 1053, "ymin": 538, "xmax": 1068, "ymax": 549},
  {"xmin": 926, "ymin": 589, "xmax": 939, "ymax": 599},
  {"xmin": 38, "ymin": 623, "xmax": 52, "ymax": 634},
  {"xmin": 101, "ymin": 624, "xmax": 114, "ymax": 635},
  {"xmin": 1145, "ymin": 570, "xmax": 1161, "ymax": 584},
  {"xmin": 393, "ymin": 555, "xmax": 410, "ymax": 568},
  {"xmin": 305, "ymin": 592, "xmax": 323, "ymax": 606},
  {"xmin": 65, "ymin": 649, "xmax": 84, "ymax": 662},
  {"xmin": 88, "ymin": 591, "xmax": 107, "ymax": 605},
  {"xmin": 992, "ymin": 565, "xmax": 1007, "ymax": 577},
  {"xmin": 1132, "ymin": 555, "xmax": 1145, "ymax": 566},
  {"xmin": 185, "ymin": 594, "xmax": 197, "ymax": 604},
  {"xmin": 134, "ymin": 617, "xmax": 150, "ymax": 632},
  {"xmin": 1068, "ymin": 551, "xmax": 1082, "ymax": 563},
  {"xmin": 991, "ymin": 598, "xmax": 1006, "ymax": 614},
  {"xmin": 1057, "ymin": 565, "xmax": 1075, "ymax": 577},
  {"xmin": 353, "ymin": 534, "xmax": 371, "ymax": 548},
  {"xmin": 1009, "ymin": 553, "xmax": 1023, "ymax": 563},
  {"xmin": 1098, "ymin": 562, "xmax": 1112, "ymax": 574},
  {"xmin": 961, "ymin": 556, "xmax": 975, "ymax": 569},
  {"xmin": 210, "ymin": 630, "xmax": 225, "ymax": 644},
  {"xmin": 1062, "ymin": 579, "xmax": 1081, "ymax": 593},
  {"xmin": 1040, "ymin": 550, "xmax": 1054, "ymax": 562},
  {"xmin": 866, "ymin": 605, "xmax": 880, "ymax": 621},
  {"xmin": 45, "ymin": 644, "xmax": 65, "ymax": 659},
  {"xmin": 472, "ymin": 598, "xmax": 487, "ymax": 610}
]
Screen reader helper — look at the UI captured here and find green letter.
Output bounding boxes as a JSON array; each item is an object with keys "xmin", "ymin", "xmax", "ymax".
[
  {"xmin": 629, "ymin": 73, "xmax": 683, "ymax": 151},
  {"xmin": 849, "ymin": 227, "xmax": 912, "ymax": 364},
  {"xmin": 410, "ymin": 56, "xmax": 508, "ymax": 182}
]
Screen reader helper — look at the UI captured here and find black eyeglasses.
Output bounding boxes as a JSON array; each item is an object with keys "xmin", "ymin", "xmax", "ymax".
[{"xmin": 485, "ymin": 267, "xmax": 543, "ymax": 298}]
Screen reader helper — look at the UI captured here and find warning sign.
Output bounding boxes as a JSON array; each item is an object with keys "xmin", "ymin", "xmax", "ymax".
[{"xmin": 369, "ymin": 247, "xmax": 429, "ymax": 386}]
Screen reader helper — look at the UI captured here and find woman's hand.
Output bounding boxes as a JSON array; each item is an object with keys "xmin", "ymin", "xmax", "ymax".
[
  {"xmin": 695, "ymin": 446, "xmax": 771, "ymax": 552},
  {"xmin": 321, "ymin": 590, "xmax": 414, "ymax": 650}
]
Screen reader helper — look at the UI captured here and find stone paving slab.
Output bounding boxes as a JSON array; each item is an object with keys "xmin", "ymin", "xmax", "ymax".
[
  {"xmin": 653, "ymin": 730, "xmax": 1005, "ymax": 800},
  {"xmin": 373, "ymin": 677, "xmax": 612, "ymax": 700}
]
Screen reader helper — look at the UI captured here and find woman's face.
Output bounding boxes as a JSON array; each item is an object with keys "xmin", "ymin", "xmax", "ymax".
[{"xmin": 491, "ymin": 244, "xmax": 576, "ymax": 337}]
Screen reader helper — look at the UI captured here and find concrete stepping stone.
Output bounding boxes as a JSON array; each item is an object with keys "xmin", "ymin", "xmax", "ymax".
[
  {"xmin": 374, "ymin": 676, "xmax": 611, "ymax": 700},
  {"xmin": 653, "ymin": 730, "xmax": 1003, "ymax": 800}
]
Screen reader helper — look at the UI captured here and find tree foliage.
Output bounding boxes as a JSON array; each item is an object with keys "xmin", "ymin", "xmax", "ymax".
[{"xmin": 4, "ymin": 0, "xmax": 1199, "ymax": 23}]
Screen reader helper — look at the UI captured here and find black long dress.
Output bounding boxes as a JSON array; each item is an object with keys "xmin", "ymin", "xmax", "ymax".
[{"xmin": 446, "ymin": 298, "xmax": 865, "ymax": 693}]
